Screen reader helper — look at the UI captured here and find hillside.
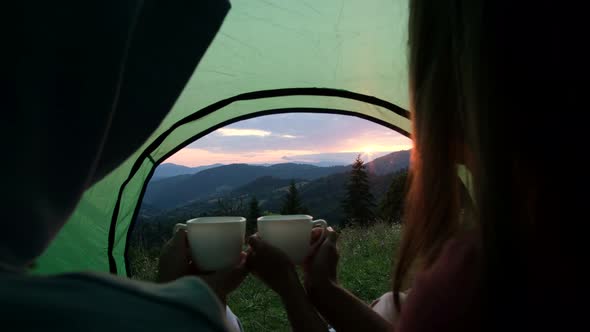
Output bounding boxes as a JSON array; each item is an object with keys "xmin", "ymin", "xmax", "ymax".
[
  {"xmin": 140, "ymin": 169, "xmax": 403, "ymax": 229},
  {"xmin": 365, "ymin": 149, "xmax": 410, "ymax": 175},
  {"xmin": 143, "ymin": 163, "xmax": 348, "ymax": 209},
  {"xmin": 263, "ymin": 171, "xmax": 397, "ymax": 224},
  {"xmin": 143, "ymin": 150, "xmax": 411, "ymax": 210}
]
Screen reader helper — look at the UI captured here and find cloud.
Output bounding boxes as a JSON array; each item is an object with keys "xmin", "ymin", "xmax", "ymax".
[
  {"xmin": 214, "ymin": 128, "xmax": 298, "ymax": 139},
  {"xmin": 217, "ymin": 128, "xmax": 271, "ymax": 137},
  {"xmin": 170, "ymin": 114, "xmax": 412, "ymax": 166}
]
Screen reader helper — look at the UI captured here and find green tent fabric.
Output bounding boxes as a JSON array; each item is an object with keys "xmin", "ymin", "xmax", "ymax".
[{"xmin": 34, "ymin": 0, "xmax": 412, "ymax": 275}]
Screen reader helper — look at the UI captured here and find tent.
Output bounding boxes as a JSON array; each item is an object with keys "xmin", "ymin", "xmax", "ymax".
[{"xmin": 33, "ymin": 0, "xmax": 413, "ymax": 276}]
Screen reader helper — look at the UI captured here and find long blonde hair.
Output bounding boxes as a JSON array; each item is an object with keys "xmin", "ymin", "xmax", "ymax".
[{"xmin": 394, "ymin": 0, "xmax": 586, "ymax": 329}]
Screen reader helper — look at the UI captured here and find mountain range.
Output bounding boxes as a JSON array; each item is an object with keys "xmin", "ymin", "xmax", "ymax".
[
  {"xmin": 152, "ymin": 163, "xmax": 223, "ymax": 180},
  {"xmin": 142, "ymin": 150, "xmax": 410, "ymax": 211},
  {"xmin": 144, "ymin": 163, "xmax": 348, "ymax": 209}
]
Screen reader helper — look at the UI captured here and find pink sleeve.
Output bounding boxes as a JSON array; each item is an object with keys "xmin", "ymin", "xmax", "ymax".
[{"xmin": 396, "ymin": 233, "xmax": 482, "ymax": 332}]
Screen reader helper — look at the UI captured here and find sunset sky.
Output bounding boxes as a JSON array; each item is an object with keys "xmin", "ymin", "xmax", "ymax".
[{"xmin": 165, "ymin": 113, "xmax": 412, "ymax": 167}]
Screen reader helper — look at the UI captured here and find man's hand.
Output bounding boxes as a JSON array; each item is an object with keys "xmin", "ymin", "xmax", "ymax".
[{"xmin": 158, "ymin": 229, "xmax": 248, "ymax": 304}]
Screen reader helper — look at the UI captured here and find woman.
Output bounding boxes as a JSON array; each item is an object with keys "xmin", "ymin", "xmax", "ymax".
[{"xmin": 247, "ymin": 0, "xmax": 586, "ymax": 331}]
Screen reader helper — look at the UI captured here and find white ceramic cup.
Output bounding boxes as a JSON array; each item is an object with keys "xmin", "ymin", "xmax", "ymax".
[
  {"xmin": 173, "ymin": 216, "xmax": 246, "ymax": 271},
  {"xmin": 257, "ymin": 214, "xmax": 328, "ymax": 264}
]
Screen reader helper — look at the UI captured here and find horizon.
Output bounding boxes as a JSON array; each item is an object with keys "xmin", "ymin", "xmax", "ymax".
[
  {"xmin": 164, "ymin": 113, "xmax": 412, "ymax": 167},
  {"xmin": 161, "ymin": 149, "xmax": 411, "ymax": 168}
]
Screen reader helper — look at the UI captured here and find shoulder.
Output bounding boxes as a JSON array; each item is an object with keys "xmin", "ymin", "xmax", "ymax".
[
  {"xmin": 397, "ymin": 231, "xmax": 482, "ymax": 331},
  {"xmin": 0, "ymin": 271, "xmax": 228, "ymax": 331}
]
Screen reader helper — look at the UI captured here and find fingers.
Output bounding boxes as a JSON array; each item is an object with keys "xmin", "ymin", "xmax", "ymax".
[
  {"xmin": 246, "ymin": 236, "xmax": 263, "ymax": 271},
  {"xmin": 323, "ymin": 227, "xmax": 339, "ymax": 261},
  {"xmin": 247, "ymin": 234, "xmax": 273, "ymax": 257},
  {"xmin": 236, "ymin": 251, "xmax": 248, "ymax": 269},
  {"xmin": 305, "ymin": 226, "xmax": 337, "ymax": 265},
  {"xmin": 313, "ymin": 227, "xmax": 338, "ymax": 253},
  {"xmin": 310, "ymin": 227, "xmax": 324, "ymax": 245},
  {"xmin": 157, "ymin": 230, "xmax": 192, "ymax": 283},
  {"xmin": 160, "ymin": 229, "xmax": 190, "ymax": 263},
  {"xmin": 246, "ymin": 235, "xmax": 291, "ymax": 270},
  {"xmin": 308, "ymin": 228, "xmax": 327, "ymax": 260},
  {"xmin": 247, "ymin": 234, "xmax": 262, "ymax": 250},
  {"xmin": 170, "ymin": 228, "xmax": 189, "ymax": 250},
  {"xmin": 325, "ymin": 226, "xmax": 339, "ymax": 244},
  {"xmin": 245, "ymin": 243, "xmax": 258, "ymax": 271}
]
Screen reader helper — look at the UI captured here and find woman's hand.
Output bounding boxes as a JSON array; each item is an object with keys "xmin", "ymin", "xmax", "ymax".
[
  {"xmin": 246, "ymin": 234, "xmax": 299, "ymax": 295},
  {"xmin": 303, "ymin": 226, "xmax": 339, "ymax": 292},
  {"xmin": 158, "ymin": 229, "xmax": 247, "ymax": 304},
  {"xmin": 246, "ymin": 234, "xmax": 331, "ymax": 332}
]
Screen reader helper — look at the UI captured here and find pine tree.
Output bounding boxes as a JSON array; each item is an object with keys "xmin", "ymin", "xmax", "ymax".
[
  {"xmin": 280, "ymin": 180, "xmax": 307, "ymax": 214},
  {"xmin": 379, "ymin": 168, "xmax": 408, "ymax": 223},
  {"xmin": 214, "ymin": 197, "xmax": 245, "ymax": 216},
  {"xmin": 247, "ymin": 196, "xmax": 261, "ymax": 235},
  {"xmin": 342, "ymin": 154, "xmax": 376, "ymax": 226}
]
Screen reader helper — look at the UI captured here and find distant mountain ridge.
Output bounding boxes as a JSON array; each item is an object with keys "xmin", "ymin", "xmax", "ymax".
[
  {"xmin": 143, "ymin": 150, "xmax": 410, "ymax": 210},
  {"xmin": 140, "ymin": 169, "xmax": 403, "ymax": 227},
  {"xmin": 152, "ymin": 163, "xmax": 223, "ymax": 180},
  {"xmin": 143, "ymin": 163, "xmax": 349, "ymax": 209}
]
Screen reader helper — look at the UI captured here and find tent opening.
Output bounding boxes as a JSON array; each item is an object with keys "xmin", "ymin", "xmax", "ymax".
[
  {"xmin": 34, "ymin": 89, "xmax": 411, "ymax": 277},
  {"xmin": 126, "ymin": 112, "xmax": 411, "ymax": 329}
]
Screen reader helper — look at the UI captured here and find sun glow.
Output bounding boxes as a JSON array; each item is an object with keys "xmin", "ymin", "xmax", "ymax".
[{"xmin": 346, "ymin": 144, "xmax": 402, "ymax": 154}]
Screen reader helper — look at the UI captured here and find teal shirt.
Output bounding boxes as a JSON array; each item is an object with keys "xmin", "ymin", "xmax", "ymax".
[{"xmin": 0, "ymin": 271, "xmax": 231, "ymax": 331}]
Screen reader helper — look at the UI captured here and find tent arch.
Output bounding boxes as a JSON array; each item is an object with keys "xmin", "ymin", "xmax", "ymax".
[
  {"xmin": 109, "ymin": 88, "xmax": 411, "ymax": 275},
  {"xmin": 32, "ymin": 0, "xmax": 412, "ymax": 275}
]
